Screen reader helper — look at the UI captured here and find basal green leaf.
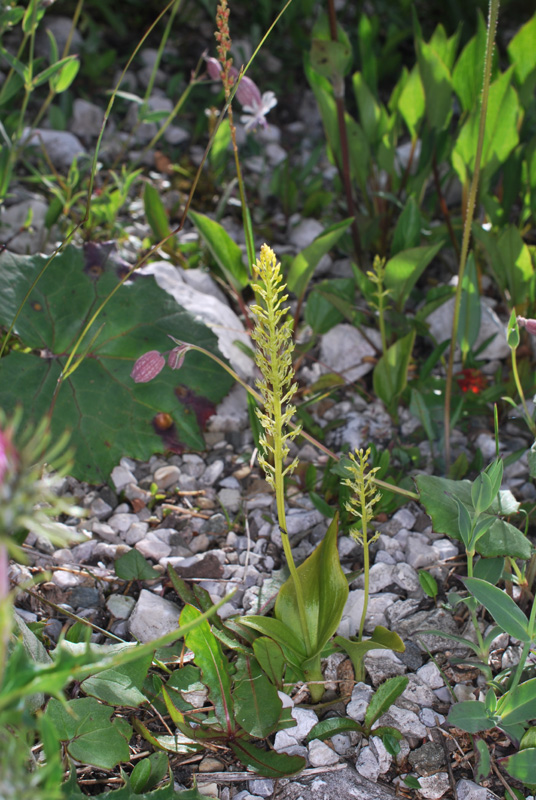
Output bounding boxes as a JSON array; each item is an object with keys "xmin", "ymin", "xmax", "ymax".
[
  {"xmin": 334, "ymin": 626, "xmax": 404, "ymax": 677},
  {"xmin": 391, "ymin": 197, "xmax": 422, "ymax": 256},
  {"xmin": 416, "ymin": 35, "xmax": 453, "ymax": 130},
  {"xmin": 458, "ymin": 252, "xmax": 480, "ymax": 358},
  {"xmin": 275, "ymin": 514, "xmax": 348, "ymax": 659},
  {"xmin": 180, "ymin": 605, "xmax": 235, "ymax": 736},
  {"xmin": 81, "ymin": 650, "xmax": 153, "ymax": 707},
  {"xmin": 233, "ymin": 655, "xmax": 283, "ymax": 738},
  {"xmin": 498, "ymin": 679, "xmax": 536, "ymax": 726},
  {"xmin": 447, "ymin": 700, "xmax": 495, "ymax": 733},
  {"xmin": 463, "ymin": 578, "xmax": 530, "ymax": 643},
  {"xmin": 507, "ymin": 12, "xmax": 536, "ymax": 87},
  {"xmin": 364, "ymin": 675, "xmax": 409, "ymax": 730},
  {"xmin": 115, "ymin": 549, "xmax": 160, "ymax": 581},
  {"xmin": 230, "ymin": 739, "xmax": 305, "ymax": 778},
  {"xmin": 45, "ymin": 697, "xmax": 132, "ymax": 769},
  {"xmin": 501, "ymin": 748, "xmax": 536, "ymax": 785},
  {"xmin": 306, "ymin": 717, "xmax": 364, "ymax": 742},
  {"xmin": 397, "ymin": 65, "xmax": 425, "ymax": 136},
  {"xmin": 252, "ymin": 637, "xmax": 286, "ymax": 688}
]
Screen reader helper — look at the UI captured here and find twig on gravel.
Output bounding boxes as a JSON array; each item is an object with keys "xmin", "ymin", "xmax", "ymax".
[
  {"xmin": 161, "ymin": 503, "xmax": 211, "ymax": 519},
  {"xmin": 196, "ymin": 763, "xmax": 349, "ymax": 782}
]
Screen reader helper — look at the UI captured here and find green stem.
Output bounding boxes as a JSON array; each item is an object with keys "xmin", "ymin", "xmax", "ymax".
[
  {"xmin": 510, "ymin": 346, "xmax": 536, "ymax": 436},
  {"xmin": 504, "ymin": 589, "xmax": 536, "ymax": 695},
  {"xmin": 444, "ymin": 0, "xmax": 500, "ymax": 467},
  {"xmin": 466, "ymin": 548, "xmax": 486, "ymax": 657},
  {"xmin": 358, "ymin": 524, "xmax": 369, "ymax": 643}
]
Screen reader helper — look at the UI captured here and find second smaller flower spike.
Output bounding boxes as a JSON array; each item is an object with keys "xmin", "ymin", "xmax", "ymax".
[
  {"xmin": 517, "ymin": 316, "xmax": 536, "ymax": 335},
  {"xmin": 131, "ymin": 350, "xmax": 166, "ymax": 383}
]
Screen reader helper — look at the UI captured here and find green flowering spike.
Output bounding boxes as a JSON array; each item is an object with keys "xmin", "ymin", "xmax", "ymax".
[
  {"xmin": 342, "ymin": 448, "xmax": 382, "ymax": 642},
  {"xmin": 250, "ymin": 244, "xmax": 301, "ymax": 489},
  {"xmin": 343, "ymin": 448, "xmax": 381, "ymax": 544}
]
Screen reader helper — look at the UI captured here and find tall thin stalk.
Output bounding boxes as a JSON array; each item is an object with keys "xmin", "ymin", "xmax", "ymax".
[{"xmin": 444, "ymin": 0, "xmax": 500, "ymax": 466}]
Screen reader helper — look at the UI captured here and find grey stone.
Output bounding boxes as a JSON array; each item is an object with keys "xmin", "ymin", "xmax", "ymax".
[
  {"xmin": 417, "ymin": 662, "xmax": 445, "ymax": 690},
  {"xmin": 93, "ymin": 542, "xmax": 131, "ymax": 561},
  {"xmin": 331, "ymin": 733, "xmax": 353, "ymax": 755},
  {"xmin": 69, "ymin": 586, "xmax": 100, "ymax": 608},
  {"xmin": 364, "ymin": 650, "xmax": 407, "ymax": 685},
  {"xmin": 70, "ymin": 99, "xmax": 105, "ymax": 140},
  {"xmin": 418, "ymin": 773, "xmax": 451, "ymax": 800},
  {"xmin": 109, "ymin": 512, "xmax": 139, "ymax": 534},
  {"xmin": 139, "ymin": 261, "xmax": 255, "ymax": 380},
  {"xmin": 399, "ymin": 674, "xmax": 439, "ymax": 710},
  {"xmin": 247, "ymin": 779, "xmax": 274, "ymax": 798},
  {"xmin": 408, "ymin": 742, "xmax": 446, "ymax": 776},
  {"xmin": 21, "ymin": 127, "xmax": 87, "ymax": 169},
  {"xmin": 122, "ymin": 521, "xmax": 149, "ymax": 545},
  {"xmin": 392, "ymin": 508, "xmax": 416, "ymax": 530},
  {"xmin": 355, "ymin": 563, "xmax": 395, "ymax": 593},
  {"xmin": 427, "ymin": 296, "xmax": 509, "ymax": 361},
  {"xmin": 92, "ymin": 521, "xmax": 120, "ymax": 542},
  {"xmin": 201, "ymin": 460, "xmax": 225, "ymax": 486},
  {"xmin": 52, "ymin": 570, "xmax": 83, "ymax": 588},
  {"xmin": 182, "ymin": 454, "xmax": 205, "ymax": 477},
  {"xmin": 1, "ymin": 197, "xmax": 48, "ymax": 253},
  {"xmin": 285, "ymin": 508, "xmax": 325, "ymax": 536},
  {"xmin": 366, "ymin": 593, "xmax": 400, "ymax": 631},
  {"xmin": 164, "ymin": 125, "xmax": 189, "ymax": 145},
  {"xmin": 111, "ymin": 465, "xmax": 137, "ymax": 491},
  {"xmin": 128, "ymin": 589, "xmax": 181, "ymax": 642},
  {"xmin": 376, "ymin": 704, "xmax": 427, "ymax": 739},
  {"xmin": 308, "ymin": 739, "xmax": 340, "ymax": 767},
  {"xmin": 89, "ymin": 497, "xmax": 113, "ymax": 520},
  {"xmin": 274, "ymin": 765, "xmax": 397, "ymax": 800},
  {"xmin": 338, "ymin": 589, "xmax": 364, "ymax": 638},
  {"xmin": 405, "ymin": 539, "xmax": 440, "ymax": 569},
  {"xmin": 106, "ymin": 594, "xmax": 136, "ymax": 619},
  {"xmin": 356, "ymin": 746, "xmax": 380, "ymax": 782},
  {"xmin": 456, "ymin": 779, "xmax": 500, "ymax": 800},
  {"xmin": 35, "ymin": 16, "xmax": 83, "ymax": 58},
  {"xmin": 433, "ymin": 538, "xmax": 458, "ymax": 560},
  {"xmin": 385, "ymin": 599, "xmax": 421, "ymax": 628},
  {"xmin": 419, "ymin": 708, "xmax": 446, "ymax": 727},
  {"xmin": 395, "ymin": 608, "xmax": 463, "ymax": 653},
  {"xmin": 347, "ymin": 682, "xmax": 374, "ymax": 723},
  {"xmin": 52, "ymin": 548, "xmax": 75, "ymax": 564},
  {"xmin": 392, "ymin": 562, "xmax": 421, "ymax": 593},
  {"xmin": 218, "ymin": 487, "xmax": 242, "ymax": 513},
  {"xmin": 289, "ymin": 217, "xmax": 323, "ymax": 249},
  {"xmin": 136, "ymin": 534, "xmax": 172, "ymax": 561},
  {"xmin": 154, "ymin": 465, "xmax": 181, "ymax": 490},
  {"xmin": 320, "ymin": 324, "xmax": 382, "ymax": 382},
  {"xmin": 370, "ymin": 736, "xmax": 392, "ymax": 775}
]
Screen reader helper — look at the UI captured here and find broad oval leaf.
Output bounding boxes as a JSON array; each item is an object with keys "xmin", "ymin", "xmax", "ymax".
[
  {"xmin": 447, "ymin": 700, "xmax": 495, "ymax": 733},
  {"xmin": 275, "ymin": 513, "xmax": 348, "ymax": 660},
  {"xmin": 364, "ymin": 675, "xmax": 409, "ymax": 730},
  {"xmin": 230, "ymin": 739, "xmax": 305, "ymax": 778},
  {"xmin": 0, "ymin": 246, "xmax": 233, "ymax": 483},
  {"xmin": 180, "ymin": 605, "xmax": 235, "ymax": 735},
  {"xmin": 463, "ymin": 577, "xmax": 530, "ymax": 643},
  {"xmin": 233, "ymin": 654, "xmax": 283, "ymax": 738},
  {"xmin": 497, "ymin": 679, "xmax": 536, "ymax": 726},
  {"xmin": 501, "ymin": 748, "xmax": 536, "ymax": 784},
  {"xmin": 306, "ymin": 716, "xmax": 364, "ymax": 742}
]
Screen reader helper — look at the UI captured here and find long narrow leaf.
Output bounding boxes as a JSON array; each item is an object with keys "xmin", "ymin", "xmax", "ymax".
[{"xmin": 463, "ymin": 578, "xmax": 530, "ymax": 643}]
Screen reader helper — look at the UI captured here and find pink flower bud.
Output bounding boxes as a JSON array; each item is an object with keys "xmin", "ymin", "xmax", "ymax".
[
  {"xmin": 235, "ymin": 75, "xmax": 262, "ymax": 109},
  {"xmin": 205, "ymin": 56, "xmax": 223, "ymax": 81},
  {"xmin": 0, "ymin": 429, "xmax": 16, "ymax": 486},
  {"xmin": 517, "ymin": 317, "xmax": 536, "ymax": 335},
  {"xmin": 131, "ymin": 350, "xmax": 165, "ymax": 383},
  {"xmin": 168, "ymin": 345, "xmax": 189, "ymax": 370}
]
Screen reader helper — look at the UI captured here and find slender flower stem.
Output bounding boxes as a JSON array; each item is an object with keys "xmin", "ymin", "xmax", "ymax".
[
  {"xmin": 510, "ymin": 347, "xmax": 536, "ymax": 436},
  {"xmin": 444, "ymin": 0, "xmax": 500, "ymax": 467}
]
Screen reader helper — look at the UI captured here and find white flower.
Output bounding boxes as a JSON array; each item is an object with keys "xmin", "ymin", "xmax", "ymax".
[{"xmin": 240, "ymin": 91, "xmax": 277, "ymax": 132}]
